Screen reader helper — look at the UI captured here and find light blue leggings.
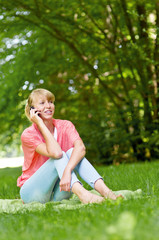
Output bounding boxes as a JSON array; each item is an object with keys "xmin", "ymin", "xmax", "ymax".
[{"xmin": 20, "ymin": 148, "xmax": 102, "ymax": 203}]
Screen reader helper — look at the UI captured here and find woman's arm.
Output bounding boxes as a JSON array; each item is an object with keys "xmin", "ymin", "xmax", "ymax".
[
  {"xmin": 64, "ymin": 140, "xmax": 86, "ymax": 171},
  {"xmin": 35, "ymin": 122, "xmax": 63, "ymax": 159},
  {"xmin": 59, "ymin": 139, "xmax": 86, "ymax": 192},
  {"xmin": 30, "ymin": 111, "xmax": 62, "ymax": 159}
]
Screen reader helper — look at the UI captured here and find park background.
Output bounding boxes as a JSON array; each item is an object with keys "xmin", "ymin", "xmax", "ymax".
[
  {"xmin": 0, "ymin": 1, "xmax": 159, "ymax": 239},
  {"xmin": 0, "ymin": 0, "xmax": 159, "ymax": 165}
]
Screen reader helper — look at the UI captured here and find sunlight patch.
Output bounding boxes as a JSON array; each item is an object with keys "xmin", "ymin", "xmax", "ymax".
[{"xmin": 0, "ymin": 157, "xmax": 23, "ymax": 169}]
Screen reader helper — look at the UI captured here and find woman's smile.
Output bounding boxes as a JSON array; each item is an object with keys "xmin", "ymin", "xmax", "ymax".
[{"xmin": 44, "ymin": 110, "xmax": 53, "ymax": 115}]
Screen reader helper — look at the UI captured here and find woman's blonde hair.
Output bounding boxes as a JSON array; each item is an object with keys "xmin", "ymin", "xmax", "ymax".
[{"xmin": 25, "ymin": 88, "xmax": 55, "ymax": 121}]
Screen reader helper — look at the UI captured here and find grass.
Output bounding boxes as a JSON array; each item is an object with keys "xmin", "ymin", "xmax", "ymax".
[{"xmin": 0, "ymin": 161, "xmax": 159, "ymax": 240}]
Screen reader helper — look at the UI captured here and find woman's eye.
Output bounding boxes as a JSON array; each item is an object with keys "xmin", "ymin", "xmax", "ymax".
[{"xmin": 40, "ymin": 102, "xmax": 44, "ymax": 104}]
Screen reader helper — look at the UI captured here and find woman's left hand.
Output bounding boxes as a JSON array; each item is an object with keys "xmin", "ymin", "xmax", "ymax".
[{"xmin": 60, "ymin": 168, "xmax": 72, "ymax": 192}]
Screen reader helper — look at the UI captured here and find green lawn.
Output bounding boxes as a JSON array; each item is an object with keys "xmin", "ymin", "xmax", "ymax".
[{"xmin": 0, "ymin": 161, "xmax": 159, "ymax": 240}]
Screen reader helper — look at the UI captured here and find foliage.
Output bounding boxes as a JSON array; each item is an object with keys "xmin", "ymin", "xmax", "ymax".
[
  {"xmin": 0, "ymin": 0, "xmax": 159, "ymax": 162},
  {"xmin": 0, "ymin": 162, "xmax": 159, "ymax": 239}
]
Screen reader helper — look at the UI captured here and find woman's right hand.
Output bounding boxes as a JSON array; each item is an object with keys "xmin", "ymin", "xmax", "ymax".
[{"xmin": 30, "ymin": 108, "xmax": 43, "ymax": 124}]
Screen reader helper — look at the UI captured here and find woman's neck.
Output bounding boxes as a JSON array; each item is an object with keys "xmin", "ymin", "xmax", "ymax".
[{"xmin": 43, "ymin": 119, "xmax": 54, "ymax": 133}]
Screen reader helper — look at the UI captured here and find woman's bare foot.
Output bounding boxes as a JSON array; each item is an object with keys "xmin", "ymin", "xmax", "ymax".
[
  {"xmin": 80, "ymin": 191, "xmax": 104, "ymax": 204},
  {"xmin": 104, "ymin": 190, "xmax": 123, "ymax": 200},
  {"xmin": 94, "ymin": 179, "xmax": 124, "ymax": 200},
  {"xmin": 72, "ymin": 182, "xmax": 104, "ymax": 204}
]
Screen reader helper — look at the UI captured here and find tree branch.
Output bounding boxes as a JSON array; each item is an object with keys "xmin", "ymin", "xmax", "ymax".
[
  {"xmin": 120, "ymin": 0, "xmax": 135, "ymax": 42},
  {"xmin": 79, "ymin": 0, "xmax": 108, "ymax": 39},
  {"xmin": 154, "ymin": 2, "xmax": 159, "ymax": 81}
]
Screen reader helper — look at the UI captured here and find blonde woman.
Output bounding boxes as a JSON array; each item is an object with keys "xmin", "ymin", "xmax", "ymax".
[{"xmin": 17, "ymin": 88, "xmax": 122, "ymax": 204}]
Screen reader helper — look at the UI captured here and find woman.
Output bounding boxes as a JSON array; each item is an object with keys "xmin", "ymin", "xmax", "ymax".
[{"xmin": 17, "ymin": 88, "xmax": 122, "ymax": 204}]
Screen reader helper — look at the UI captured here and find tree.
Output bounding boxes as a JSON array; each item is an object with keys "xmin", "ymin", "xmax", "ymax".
[{"xmin": 0, "ymin": 0, "xmax": 158, "ymax": 162}]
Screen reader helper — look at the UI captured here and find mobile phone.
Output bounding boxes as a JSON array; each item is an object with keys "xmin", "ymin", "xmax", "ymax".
[{"xmin": 30, "ymin": 106, "xmax": 40, "ymax": 116}]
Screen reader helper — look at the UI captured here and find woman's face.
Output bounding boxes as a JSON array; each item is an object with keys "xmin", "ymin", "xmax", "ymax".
[{"xmin": 32, "ymin": 95, "xmax": 55, "ymax": 120}]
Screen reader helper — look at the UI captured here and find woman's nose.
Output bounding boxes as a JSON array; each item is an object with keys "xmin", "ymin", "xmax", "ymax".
[{"xmin": 45, "ymin": 101, "xmax": 50, "ymax": 108}]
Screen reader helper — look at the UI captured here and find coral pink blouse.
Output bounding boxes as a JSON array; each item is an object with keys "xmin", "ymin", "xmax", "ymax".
[{"xmin": 17, "ymin": 119, "xmax": 81, "ymax": 187}]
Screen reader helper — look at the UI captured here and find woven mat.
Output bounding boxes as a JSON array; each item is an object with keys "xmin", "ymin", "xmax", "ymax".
[{"xmin": 0, "ymin": 189, "xmax": 142, "ymax": 214}]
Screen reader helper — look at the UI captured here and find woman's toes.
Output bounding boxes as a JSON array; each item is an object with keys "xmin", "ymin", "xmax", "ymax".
[{"xmin": 81, "ymin": 192, "xmax": 104, "ymax": 204}]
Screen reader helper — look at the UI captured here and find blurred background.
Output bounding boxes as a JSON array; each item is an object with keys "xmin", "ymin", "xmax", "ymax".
[{"xmin": 0, "ymin": 0, "xmax": 158, "ymax": 165}]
